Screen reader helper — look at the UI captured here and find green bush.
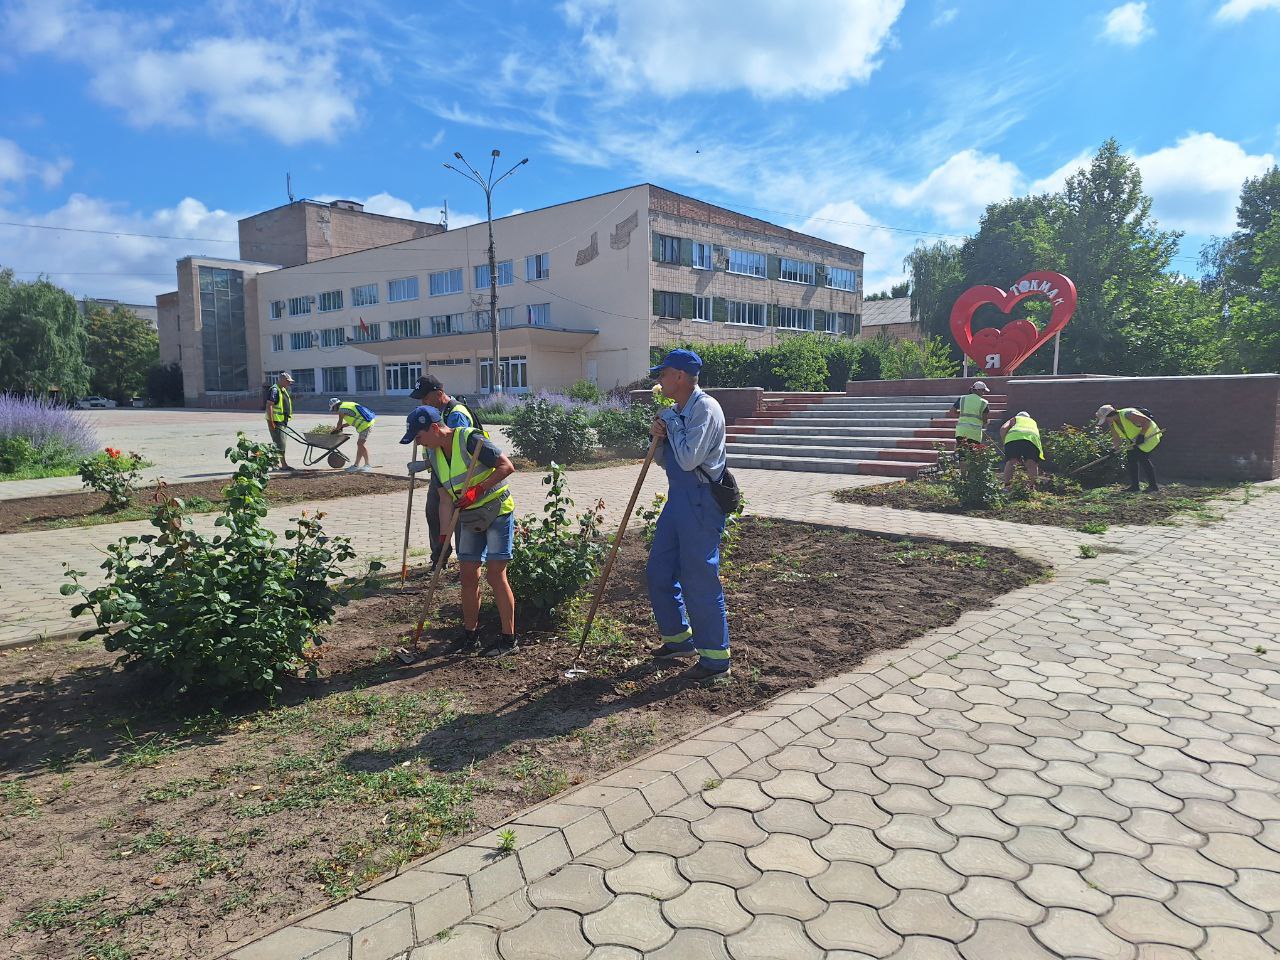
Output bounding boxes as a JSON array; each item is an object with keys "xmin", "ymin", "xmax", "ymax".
[
  {"xmin": 1042, "ymin": 425, "xmax": 1124, "ymax": 488},
  {"xmin": 78, "ymin": 447, "xmax": 147, "ymax": 509},
  {"xmin": 768, "ymin": 336, "xmax": 830, "ymax": 392},
  {"xmin": 653, "ymin": 335, "xmax": 883, "ymax": 391},
  {"xmin": 62, "ymin": 435, "xmax": 382, "ymax": 701},
  {"xmin": 565, "ymin": 379, "xmax": 603, "ymax": 403},
  {"xmin": 872, "ymin": 335, "xmax": 960, "ymax": 380},
  {"xmin": 0, "ymin": 436, "xmax": 36, "ymax": 472},
  {"xmin": 940, "ymin": 444, "xmax": 1004, "ymax": 510},
  {"xmin": 594, "ymin": 403, "xmax": 654, "ymax": 456},
  {"xmin": 508, "ymin": 398, "xmax": 594, "ymax": 465},
  {"xmin": 508, "ymin": 464, "xmax": 606, "ymax": 615}
]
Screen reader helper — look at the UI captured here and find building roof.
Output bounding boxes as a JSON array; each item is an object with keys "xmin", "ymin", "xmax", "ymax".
[{"xmin": 861, "ymin": 297, "xmax": 914, "ymax": 326}]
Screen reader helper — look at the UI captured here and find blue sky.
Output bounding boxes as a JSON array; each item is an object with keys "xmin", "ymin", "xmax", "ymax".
[{"xmin": 0, "ymin": 0, "xmax": 1277, "ymax": 304}]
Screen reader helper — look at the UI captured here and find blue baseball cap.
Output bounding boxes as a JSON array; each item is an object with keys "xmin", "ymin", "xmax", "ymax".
[
  {"xmin": 650, "ymin": 348, "xmax": 703, "ymax": 378},
  {"xmin": 400, "ymin": 404, "xmax": 441, "ymax": 443}
]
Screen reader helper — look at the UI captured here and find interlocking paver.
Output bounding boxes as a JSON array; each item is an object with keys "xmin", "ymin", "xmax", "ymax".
[
  {"xmin": 753, "ymin": 797, "xmax": 832, "ymax": 839},
  {"xmin": 1122, "ymin": 809, "xmax": 1203, "ymax": 847},
  {"xmin": 736, "ymin": 870, "xmax": 825, "ymax": 920},
  {"xmin": 994, "ymin": 795, "xmax": 1075, "ymax": 829},
  {"xmin": 1102, "ymin": 896, "xmax": 1205, "ymax": 950},
  {"xmin": 1143, "ymin": 842, "xmax": 1240, "ymax": 885},
  {"xmin": 1229, "ymin": 867, "xmax": 1280, "ymax": 911},
  {"xmin": 761, "ymin": 770, "xmax": 833, "ymax": 803},
  {"xmin": 1033, "ymin": 907, "xmax": 1137, "ymax": 959},
  {"xmin": 646, "ymin": 928, "xmax": 731, "ymax": 960},
  {"xmin": 809, "ymin": 860, "xmax": 897, "ymax": 908},
  {"xmin": 936, "ymin": 804, "xmax": 1017, "ymax": 841},
  {"xmin": 948, "ymin": 876, "xmax": 1044, "ymax": 924},
  {"xmin": 940, "ymin": 837, "xmax": 1031, "ymax": 881},
  {"xmin": 876, "ymin": 849, "xmax": 965, "ymax": 894},
  {"xmin": 1196, "ymin": 927, "xmax": 1279, "ymax": 960},
  {"xmin": 703, "ymin": 779, "xmax": 772, "ymax": 812},
  {"xmin": 1166, "ymin": 881, "xmax": 1269, "ymax": 932},
  {"xmin": 661, "ymin": 881, "xmax": 751, "ymax": 934},
  {"xmin": 1017, "ymin": 863, "xmax": 1113, "ymax": 914},
  {"xmin": 528, "ymin": 864, "xmax": 611, "ymax": 914},
  {"xmin": 622, "ymin": 817, "xmax": 699, "ymax": 857},
  {"xmin": 582, "ymin": 894, "xmax": 673, "ymax": 952},
  {"xmin": 1066, "ymin": 817, "xmax": 1152, "ymax": 858},
  {"xmin": 812, "ymin": 824, "xmax": 894, "ymax": 866},
  {"xmin": 676, "ymin": 841, "xmax": 760, "ymax": 888},
  {"xmin": 816, "ymin": 790, "xmax": 892, "ymax": 828},
  {"xmin": 604, "ymin": 852, "xmax": 687, "ymax": 900},
  {"xmin": 745, "ymin": 833, "xmax": 828, "ymax": 877},
  {"xmin": 1006, "ymin": 826, "xmax": 1093, "ymax": 869},
  {"xmin": 499, "ymin": 908, "xmax": 591, "ymax": 960},
  {"xmin": 409, "ymin": 923, "xmax": 500, "ymax": 959},
  {"xmin": 881, "ymin": 890, "xmax": 976, "ymax": 942},
  {"xmin": 808, "ymin": 902, "xmax": 903, "ymax": 956},
  {"xmin": 957, "ymin": 919, "xmax": 1058, "ymax": 960},
  {"xmin": 691, "ymin": 807, "xmax": 768, "ymax": 847},
  {"xmin": 726, "ymin": 915, "xmax": 823, "ymax": 960},
  {"xmin": 1199, "ymin": 831, "xmax": 1280, "ymax": 871}
]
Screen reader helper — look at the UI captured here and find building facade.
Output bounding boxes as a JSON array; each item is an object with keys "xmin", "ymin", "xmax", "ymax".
[
  {"xmin": 859, "ymin": 297, "xmax": 921, "ymax": 341},
  {"xmin": 158, "ymin": 186, "xmax": 864, "ymax": 405}
]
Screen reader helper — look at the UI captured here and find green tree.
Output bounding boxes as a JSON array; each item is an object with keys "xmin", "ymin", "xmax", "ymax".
[
  {"xmin": 865, "ymin": 281, "xmax": 909, "ymax": 302},
  {"xmin": 1119, "ymin": 274, "xmax": 1224, "ymax": 376},
  {"xmin": 0, "ymin": 269, "xmax": 90, "ymax": 397},
  {"xmin": 904, "ymin": 240, "xmax": 967, "ymax": 344},
  {"xmin": 85, "ymin": 304, "xmax": 160, "ymax": 402}
]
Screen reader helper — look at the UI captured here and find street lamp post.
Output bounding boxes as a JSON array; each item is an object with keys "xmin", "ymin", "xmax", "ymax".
[{"xmin": 443, "ymin": 150, "xmax": 528, "ymax": 394}]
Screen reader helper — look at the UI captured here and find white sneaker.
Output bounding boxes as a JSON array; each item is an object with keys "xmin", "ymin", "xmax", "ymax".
[
  {"xmin": 357, "ymin": 465, "xmax": 373, "ymax": 473},
  {"xmin": 344, "ymin": 465, "xmax": 359, "ymax": 473}
]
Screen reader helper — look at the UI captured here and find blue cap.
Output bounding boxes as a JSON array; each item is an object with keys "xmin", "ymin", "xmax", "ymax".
[
  {"xmin": 400, "ymin": 404, "xmax": 441, "ymax": 443},
  {"xmin": 650, "ymin": 348, "xmax": 703, "ymax": 378}
]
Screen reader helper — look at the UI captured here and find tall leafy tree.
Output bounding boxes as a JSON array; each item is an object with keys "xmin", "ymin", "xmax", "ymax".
[
  {"xmin": 85, "ymin": 304, "xmax": 160, "ymax": 402},
  {"xmin": 904, "ymin": 240, "xmax": 967, "ymax": 344},
  {"xmin": 0, "ymin": 268, "xmax": 90, "ymax": 397}
]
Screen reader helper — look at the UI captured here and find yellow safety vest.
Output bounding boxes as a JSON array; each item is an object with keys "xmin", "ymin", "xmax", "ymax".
[
  {"xmin": 1114, "ymin": 408, "xmax": 1160, "ymax": 453},
  {"xmin": 337, "ymin": 401, "xmax": 373, "ymax": 433},
  {"xmin": 444, "ymin": 400, "xmax": 488, "ymax": 438},
  {"xmin": 955, "ymin": 393, "xmax": 988, "ymax": 442},
  {"xmin": 1005, "ymin": 416, "xmax": 1044, "ymax": 459},
  {"xmin": 431, "ymin": 427, "xmax": 514, "ymax": 514},
  {"xmin": 270, "ymin": 385, "xmax": 291, "ymax": 424}
]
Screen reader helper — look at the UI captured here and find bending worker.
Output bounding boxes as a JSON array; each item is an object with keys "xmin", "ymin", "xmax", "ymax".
[
  {"xmin": 328, "ymin": 397, "xmax": 376, "ymax": 472},
  {"xmin": 409, "ymin": 375, "xmax": 484, "ymax": 568},
  {"xmin": 402, "ymin": 405, "xmax": 518, "ymax": 657},
  {"xmin": 1096, "ymin": 404, "xmax": 1160, "ymax": 493},
  {"xmin": 999, "ymin": 410, "xmax": 1044, "ymax": 490},
  {"xmin": 264, "ymin": 371, "xmax": 295, "ymax": 472},
  {"xmin": 949, "ymin": 381, "xmax": 991, "ymax": 453},
  {"xmin": 647, "ymin": 348, "xmax": 731, "ymax": 686}
]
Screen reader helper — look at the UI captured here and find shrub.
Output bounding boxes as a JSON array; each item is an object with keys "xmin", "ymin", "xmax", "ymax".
[
  {"xmin": 769, "ymin": 335, "xmax": 830, "ymax": 392},
  {"xmin": 1042, "ymin": 425, "xmax": 1124, "ymax": 488},
  {"xmin": 565, "ymin": 379, "xmax": 602, "ymax": 404},
  {"xmin": 0, "ymin": 394, "xmax": 98, "ymax": 473},
  {"xmin": 78, "ymin": 447, "xmax": 147, "ymax": 509},
  {"xmin": 508, "ymin": 464, "xmax": 606, "ymax": 615},
  {"xmin": 873, "ymin": 335, "xmax": 960, "ymax": 380},
  {"xmin": 508, "ymin": 397, "xmax": 594, "ymax": 465},
  {"xmin": 940, "ymin": 443, "xmax": 1004, "ymax": 510},
  {"xmin": 595, "ymin": 402, "xmax": 655, "ymax": 456},
  {"xmin": 62, "ymin": 435, "xmax": 382, "ymax": 701},
  {"xmin": 633, "ymin": 492, "xmax": 667, "ymax": 547}
]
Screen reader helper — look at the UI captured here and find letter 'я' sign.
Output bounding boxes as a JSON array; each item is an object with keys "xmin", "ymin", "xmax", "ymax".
[{"xmin": 949, "ymin": 271, "xmax": 1078, "ymax": 376}]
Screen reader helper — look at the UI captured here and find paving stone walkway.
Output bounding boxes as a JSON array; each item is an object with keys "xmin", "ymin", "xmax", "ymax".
[{"xmin": 223, "ymin": 479, "xmax": 1279, "ymax": 959}]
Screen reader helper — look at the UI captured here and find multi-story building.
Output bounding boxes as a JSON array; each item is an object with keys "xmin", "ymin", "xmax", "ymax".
[
  {"xmin": 78, "ymin": 297, "xmax": 160, "ymax": 330},
  {"xmin": 157, "ymin": 186, "xmax": 863, "ymax": 405}
]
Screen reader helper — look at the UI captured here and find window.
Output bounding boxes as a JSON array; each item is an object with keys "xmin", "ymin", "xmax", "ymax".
[
  {"xmin": 350, "ymin": 321, "xmax": 382, "ymax": 343},
  {"xmin": 429, "ymin": 268, "xmax": 463, "ymax": 297},
  {"xmin": 727, "ymin": 300, "xmax": 766, "ymax": 326},
  {"xmin": 525, "ymin": 253, "xmax": 550, "ymax": 281},
  {"xmin": 659, "ymin": 292, "xmax": 682, "ymax": 319},
  {"xmin": 270, "ymin": 334, "xmax": 284, "ymax": 352},
  {"xmin": 430, "ymin": 314, "xmax": 464, "ymax": 335},
  {"xmin": 288, "ymin": 295, "xmax": 312, "ymax": 317},
  {"xmin": 727, "ymin": 249, "xmax": 766, "ymax": 278},
  {"xmin": 776, "ymin": 306, "xmax": 813, "ymax": 330},
  {"xmin": 691, "ymin": 242, "xmax": 713, "ymax": 270},
  {"xmin": 657, "ymin": 235, "xmax": 682, "ymax": 264},
  {"xmin": 780, "ymin": 258, "xmax": 816, "ymax": 285},
  {"xmin": 385, "ymin": 362, "xmax": 422, "ymax": 394},
  {"xmin": 264, "ymin": 369, "xmax": 284, "ymax": 382},
  {"xmin": 322, "ymin": 366, "xmax": 348, "ymax": 392},
  {"xmin": 319, "ymin": 327, "xmax": 345, "ymax": 348},
  {"xmin": 389, "ymin": 318, "xmax": 421, "ymax": 339},
  {"xmin": 269, "ymin": 300, "xmax": 285, "ymax": 320},
  {"xmin": 290, "ymin": 331, "xmax": 315, "ymax": 350},
  {"xmin": 351, "ymin": 283, "xmax": 379, "ymax": 306},
  {"xmin": 693, "ymin": 295, "xmax": 713, "ymax": 322},
  {"xmin": 527, "ymin": 303, "xmax": 550, "ymax": 326},
  {"xmin": 480, "ymin": 355, "xmax": 528, "ymax": 393},
  {"xmin": 388, "ymin": 277, "xmax": 419, "ymax": 302},
  {"xmin": 318, "ymin": 290, "xmax": 343, "ymax": 312},
  {"xmin": 291, "ymin": 368, "xmax": 316, "ymax": 393},
  {"xmin": 474, "ymin": 260, "xmax": 513, "ymax": 289},
  {"xmin": 474, "ymin": 307, "xmax": 516, "ymax": 329},
  {"xmin": 354, "ymin": 364, "xmax": 379, "ymax": 392},
  {"xmin": 828, "ymin": 266, "xmax": 859, "ymax": 292},
  {"xmin": 428, "ymin": 357, "xmax": 472, "ymax": 367}
]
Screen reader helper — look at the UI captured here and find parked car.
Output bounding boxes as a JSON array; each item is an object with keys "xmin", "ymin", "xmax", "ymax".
[{"xmin": 74, "ymin": 396, "xmax": 118, "ymax": 409}]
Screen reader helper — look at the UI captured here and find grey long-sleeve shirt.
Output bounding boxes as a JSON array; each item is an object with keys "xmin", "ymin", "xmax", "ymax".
[{"xmin": 656, "ymin": 387, "xmax": 727, "ymax": 479}]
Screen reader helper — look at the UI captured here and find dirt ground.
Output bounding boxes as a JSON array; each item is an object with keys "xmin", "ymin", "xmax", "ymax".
[
  {"xmin": 835, "ymin": 478, "xmax": 1233, "ymax": 530},
  {"xmin": 0, "ymin": 472, "xmax": 407, "ymax": 535},
  {"xmin": 0, "ymin": 517, "xmax": 1043, "ymax": 960}
]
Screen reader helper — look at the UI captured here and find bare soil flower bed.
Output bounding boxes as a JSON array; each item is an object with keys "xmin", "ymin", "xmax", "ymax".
[
  {"xmin": 0, "ymin": 517, "xmax": 1042, "ymax": 960},
  {"xmin": 0, "ymin": 471, "xmax": 407, "ymax": 535}
]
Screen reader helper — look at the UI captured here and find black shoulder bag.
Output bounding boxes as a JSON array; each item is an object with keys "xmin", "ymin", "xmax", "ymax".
[{"xmin": 697, "ymin": 465, "xmax": 743, "ymax": 515}]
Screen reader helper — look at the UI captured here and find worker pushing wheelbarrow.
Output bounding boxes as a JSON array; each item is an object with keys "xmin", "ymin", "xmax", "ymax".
[{"xmin": 276, "ymin": 422, "xmax": 352, "ymax": 469}]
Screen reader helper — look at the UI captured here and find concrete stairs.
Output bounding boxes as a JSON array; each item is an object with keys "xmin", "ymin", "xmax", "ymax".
[{"xmin": 726, "ymin": 393, "xmax": 1007, "ymax": 477}]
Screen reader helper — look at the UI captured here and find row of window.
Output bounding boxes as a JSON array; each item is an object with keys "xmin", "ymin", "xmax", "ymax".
[
  {"xmin": 267, "ymin": 254, "xmax": 551, "ymax": 321},
  {"xmin": 265, "ymin": 354, "xmax": 531, "ymax": 395},
  {"xmin": 653, "ymin": 233, "xmax": 860, "ymax": 292},
  {"xmin": 269, "ymin": 305, "xmax": 554, "ymax": 352},
  {"xmin": 653, "ymin": 290, "xmax": 860, "ymax": 334}
]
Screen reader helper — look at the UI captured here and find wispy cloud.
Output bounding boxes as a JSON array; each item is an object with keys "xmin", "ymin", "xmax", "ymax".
[
  {"xmin": 0, "ymin": 138, "xmax": 70, "ymax": 190},
  {"xmin": 1215, "ymin": 0, "xmax": 1280, "ymax": 21},
  {"xmin": 1102, "ymin": 2, "xmax": 1154, "ymax": 45}
]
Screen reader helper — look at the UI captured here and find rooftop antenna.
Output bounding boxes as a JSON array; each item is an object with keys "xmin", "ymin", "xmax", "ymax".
[
  {"xmin": 287, "ymin": 172, "xmax": 295, "ymax": 203},
  {"xmin": 441, "ymin": 198, "xmax": 449, "ymax": 230}
]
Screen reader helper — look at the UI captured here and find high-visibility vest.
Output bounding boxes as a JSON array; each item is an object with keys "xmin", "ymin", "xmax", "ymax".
[
  {"xmin": 955, "ymin": 393, "xmax": 988, "ymax": 442},
  {"xmin": 1004, "ymin": 415, "xmax": 1043, "ymax": 459},
  {"xmin": 1114, "ymin": 408, "xmax": 1160, "ymax": 452},
  {"xmin": 338, "ymin": 401, "xmax": 375, "ymax": 432},
  {"xmin": 431, "ymin": 427, "xmax": 513, "ymax": 514},
  {"xmin": 444, "ymin": 399, "xmax": 488, "ymax": 438},
  {"xmin": 269, "ymin": 385, "xmax": 292, "ymax": 424}
]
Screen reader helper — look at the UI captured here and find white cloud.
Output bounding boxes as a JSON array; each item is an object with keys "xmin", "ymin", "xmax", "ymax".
[
  {"xmin": 1028, "ymin": 151, "xmax": 1093, "ymax": 195},
  {"xmin": 562, "ymin": 0, "xmax": 906, "ymax": 98},
  {"xmin": 1101, "ymin": 2, "xmax": 1154, "ymax": 44},
  {"xmin": 932, "ymin": 4, "xmax": 959, "ymax": 26},
  {"xmin": 314, "ymin": 192, "xmax": 482, "ymax": 229},
  {"xmin": 889, "ymin": 150, "xmax": 1020, "ymax": 228},
  {"xmin": 795, "ymin": 201, "xmax": 917, "ymax": 293},
  {"xmin": 0, "ymin": 138, "xmax": 70, "ymax": 189},
  {"xmin": 4, "ymin": 0, "xmax": 358, "ymax": 144},
  {"xmin": 1134, "ymin": 132, "xmax": 1276, "ymax": 233},
  {"xmin": 1215, "ymin": 0, "xmax": 1280, "ymax": 21}
]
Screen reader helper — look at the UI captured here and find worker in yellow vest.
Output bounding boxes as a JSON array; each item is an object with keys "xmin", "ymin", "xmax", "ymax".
[
  {"xmin": 949, "ymin": 381, "xmax": 991, "ymax": 454},
  {"xmin": 402, "ymin": 405, "xmax": 519, "ymax": 657},
  {"xmin": 328, "ymin": 398, "xmax": 376, "ymax": 472},
  {"xmin": 264, "ymin": 372, "xmax": 295, "ymax": 472},
  {"xmin": 999, "ymin": 410, "xmax": 1044, "ymax": 490},
  {"xmin": 1095, "ymin": 405, "xmax": 1161, "ymax": 493}
]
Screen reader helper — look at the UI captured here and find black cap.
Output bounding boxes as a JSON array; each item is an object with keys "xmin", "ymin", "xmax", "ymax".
[{"xmin": 410, "ymin": 375, "xmax": 445, "ymax": 400}]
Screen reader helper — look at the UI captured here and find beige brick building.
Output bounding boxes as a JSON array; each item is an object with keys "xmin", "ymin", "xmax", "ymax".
[{"xmin": 157, "ymin": 186, "xmax": 863, "ymax": 406}]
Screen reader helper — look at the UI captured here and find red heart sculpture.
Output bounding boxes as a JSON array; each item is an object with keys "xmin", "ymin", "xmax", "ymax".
[{"xmin": 949, "ymin": 271, "xmax": 1077, "ymax": 375}]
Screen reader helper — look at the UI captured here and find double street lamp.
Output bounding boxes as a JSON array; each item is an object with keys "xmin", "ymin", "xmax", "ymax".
[{"xmin": 443, "ymin": 150, "xmax": 529, "ymax": 394}]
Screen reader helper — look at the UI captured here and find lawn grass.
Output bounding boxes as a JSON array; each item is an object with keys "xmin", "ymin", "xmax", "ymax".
[{"xmin": 0, "ymin": 463, "xmax": 81, "ymax": 482}]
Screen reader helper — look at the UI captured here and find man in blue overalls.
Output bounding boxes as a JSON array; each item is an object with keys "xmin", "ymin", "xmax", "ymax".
[{"xmin": 646, "ymin": 348, "xmax": 731, "ymax": 686}]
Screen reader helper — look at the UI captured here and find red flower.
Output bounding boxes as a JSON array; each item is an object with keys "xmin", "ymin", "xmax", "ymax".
[{"xmin": 105, "ymin": 447, "xmax": 121, "ymax": 459}]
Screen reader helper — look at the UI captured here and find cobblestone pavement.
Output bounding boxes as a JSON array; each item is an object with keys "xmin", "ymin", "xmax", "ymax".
[{"xmin": 224, "ymin": 481, "xmax": 1279, "ymax": 959}]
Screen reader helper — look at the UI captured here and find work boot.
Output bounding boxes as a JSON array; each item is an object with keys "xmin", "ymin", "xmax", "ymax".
[
  {"xmin": 442, "ymin": 627, "xmax": 481, "ymax": 656},
  {"xmin": 1125, "ymin": 485, "xmax": 1141, "ymax": 493},
  {"xmin": 483, "ymin": 634, "xmax": 518, "ymax": 658},
  {"xmin": 650, "ymin": 644, "xmax": 696, "ymax": 661},
  {"xmin": 683, "ymin": 663, "xmax": 731, "ymax": 686}
]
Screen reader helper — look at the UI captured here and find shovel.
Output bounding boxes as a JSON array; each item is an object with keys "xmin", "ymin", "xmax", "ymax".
[
  {"xmin": 564, "ymin": 435, "xmax": 660, "ymax": 679},
  {"xmin": 399, "ymin": 443, "xmax": 419, "ymax": 586}
]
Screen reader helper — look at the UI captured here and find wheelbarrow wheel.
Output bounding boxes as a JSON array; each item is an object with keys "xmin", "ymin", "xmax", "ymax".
[{"xmin": 327, "ymin": 451, "xmax": 346, "ymax": 469}]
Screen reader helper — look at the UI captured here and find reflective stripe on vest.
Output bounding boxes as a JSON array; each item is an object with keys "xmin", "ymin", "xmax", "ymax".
[
  {"xmin": 431, "ymin": 427, "xmax": 513, "ymax": 512},
  {"xmin": 1004, "ymin": 416, "xmax": 1043, "ymax": 458},
  {"xmin": 955, "ymin": 393, "xmax": 988, "ymax": 442},
  {"xmin": 338, "ymin": 401, "xmax": 373, "ymax": 433},
  {"xmin": 1115, "ymin": 408, "xmax": 1160, "ymax": 452},
  {"xmin": 271, "ymin": 386, "xmax": 291, "ymax": 423}
]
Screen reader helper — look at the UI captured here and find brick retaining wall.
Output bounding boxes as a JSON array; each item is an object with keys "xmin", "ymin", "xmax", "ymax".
[{"xmin": 630, "ymin": 387, "xmax": 763, "ymax": 425}]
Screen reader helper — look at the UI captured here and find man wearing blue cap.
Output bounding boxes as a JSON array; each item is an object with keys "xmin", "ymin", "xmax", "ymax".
[
  {"xmin": 401, "ymin": 405, "xmax": 519, "ymax": 657},
  {"xmin": 647, "ymin": 348, "xmax": 731, "ymax": 685}
]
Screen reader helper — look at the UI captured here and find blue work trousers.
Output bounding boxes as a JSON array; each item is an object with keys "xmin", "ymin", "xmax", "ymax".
[{"xmin": 646, "ymin": 479, "xmax": 729, "ymax": 670}]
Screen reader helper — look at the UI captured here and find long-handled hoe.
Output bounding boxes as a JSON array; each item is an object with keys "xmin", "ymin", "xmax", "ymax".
[
  {"xmin": 399, "ymin": 443, "xmax": 419, "ymax": 586},
  {"xmin": 563, "ymin": 435, "xmax": 660, "ymax": 680}
]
